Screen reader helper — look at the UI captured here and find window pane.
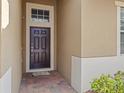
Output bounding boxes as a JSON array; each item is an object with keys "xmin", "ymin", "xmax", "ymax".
[
  {"xmin": 121, "ymin": 26, "xmax": 124, "ymax": 31},
  {"xmin": 120, "ymin": 7, "xmax": 124, "ymax": 31},
  {"xmin": 121, "ymin": 7, "xmax": 124, "ymax": 19},
  {"xmin": 38, "ymin": 16, "xmax": 43, "ymax": 22},
  {"xmin": 121, "ymin": 12, "xmax": 124, "ymax": 19},
  {"xmin": 38, "ymin": 10, "xmax": 43, "ymax": 15},
  {"xmin": 44, "ymin": 16, "xmax": 49, "ymax": 22},
  {"xmin": 44, "ymin": 10, "xmax": 49, "ymax": 16},
  {"xmin": 32, "ymin": 15, "xmax": 37, "ymax": 21},
  {"xmin": 32, "ymin": 15, "xmax": 37, "ymax": 19},
  {"xmin": 32, "ymin": 9, "xmax": 37, "ymax": 15},
  {"xmin": 121, "ymin": 19, "xmax": 124, "ymax": 30},
  {"xmin": 121, "ymin": 32, "xmax": 124, "ymax": 54},
  {"xmin": 38, "ymin": 15, "xmax": 43, "ymax": 19}
]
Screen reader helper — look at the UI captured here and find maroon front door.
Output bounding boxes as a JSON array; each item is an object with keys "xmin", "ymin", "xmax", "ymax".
[{"xmin": 30, "ymin": 27, "xmax": 50, "ymax": 69}]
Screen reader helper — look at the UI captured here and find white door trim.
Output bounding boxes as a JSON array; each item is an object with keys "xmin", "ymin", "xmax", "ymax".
[
  {"xmin": 117, "ymin": 6, "xmax": 124, "ymax": 56},
  {"xmin": 117, "ymin": 6, "xmax": 121, "ymax": 56},
  {"xmin": 26, "ymin": 3, "xmax": 54, "ymax": 72}
]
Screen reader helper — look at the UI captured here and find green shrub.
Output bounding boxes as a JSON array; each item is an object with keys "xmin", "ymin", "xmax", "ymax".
[{"xmin": 91, "ymin": 71, "xmax": 124, "ymax": 93}]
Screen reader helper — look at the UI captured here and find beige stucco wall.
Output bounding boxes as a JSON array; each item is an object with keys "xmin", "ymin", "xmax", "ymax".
[
  {"xmin": 81, "ymin": 0, "xmax": 117, "ymax": 57},
  {"xmin": 22, "ymin": 0, "xmax": 57, "ymax": 72},
  {"xmin": 1, "ymin": 0, "xmax": 22, "ymax": 93},
  {"xmin": 0, "ymin": 0, "xmax": 1, "ymax": 77},
  {"xmin": 57, "ymin": 0, "xmax": 81, "ymax": 83}
]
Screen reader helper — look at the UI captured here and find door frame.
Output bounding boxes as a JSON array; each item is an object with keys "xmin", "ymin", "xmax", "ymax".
[{"xmin": 26, "ymin": 3, "xmax": 54, "ymax": 72}]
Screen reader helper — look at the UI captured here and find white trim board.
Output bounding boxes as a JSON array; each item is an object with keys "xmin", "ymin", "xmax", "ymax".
[
  {"xmin": 71, "ymin": 56, "xmax": 82, "ymax": 93},
  {"xmin": 82, "ymin": 56, "xmax": 124, "ymax": 92},
  {"xmin": 71, "ymin": 56, "xmax": 124, "ymax": 93},
  {"xmin": 26, "ymin": 3, "xmax": 54, "ymax": 72},
  {"xmin": 115, "ymin": 1, "xmax": 124, "ymax": 7},
  {"xmin": 0, "ymin": 68, "xmax": 11, "ymax": 93}
]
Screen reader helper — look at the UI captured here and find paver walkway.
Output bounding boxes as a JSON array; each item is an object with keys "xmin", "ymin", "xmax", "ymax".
[{"xmin": 19, "ymin": 72, "xmax": 77, "ymax": 93}]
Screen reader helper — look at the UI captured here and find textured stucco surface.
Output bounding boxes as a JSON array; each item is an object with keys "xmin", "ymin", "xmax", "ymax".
[
  {"xmin": 57, "ymin": 0, "xmax": 81, "ymax": 83},
  {"xmin": 1, "ymin": 0, "xmax": 22, "ymax": 93},
  {"xmin": 81, "ymin": 0, "xmax": 117, "ymax": 57}
]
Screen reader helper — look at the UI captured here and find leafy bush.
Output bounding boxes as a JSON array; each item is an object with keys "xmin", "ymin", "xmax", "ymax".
[{"xmin": 91, "ymin": 71, "xmax": 124, "ymax": 93}]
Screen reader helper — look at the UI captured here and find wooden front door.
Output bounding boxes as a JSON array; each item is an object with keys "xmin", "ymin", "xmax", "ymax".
[{"xmin": 30, "ymin": 27, "xmax": 50, "ymax": 69}]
